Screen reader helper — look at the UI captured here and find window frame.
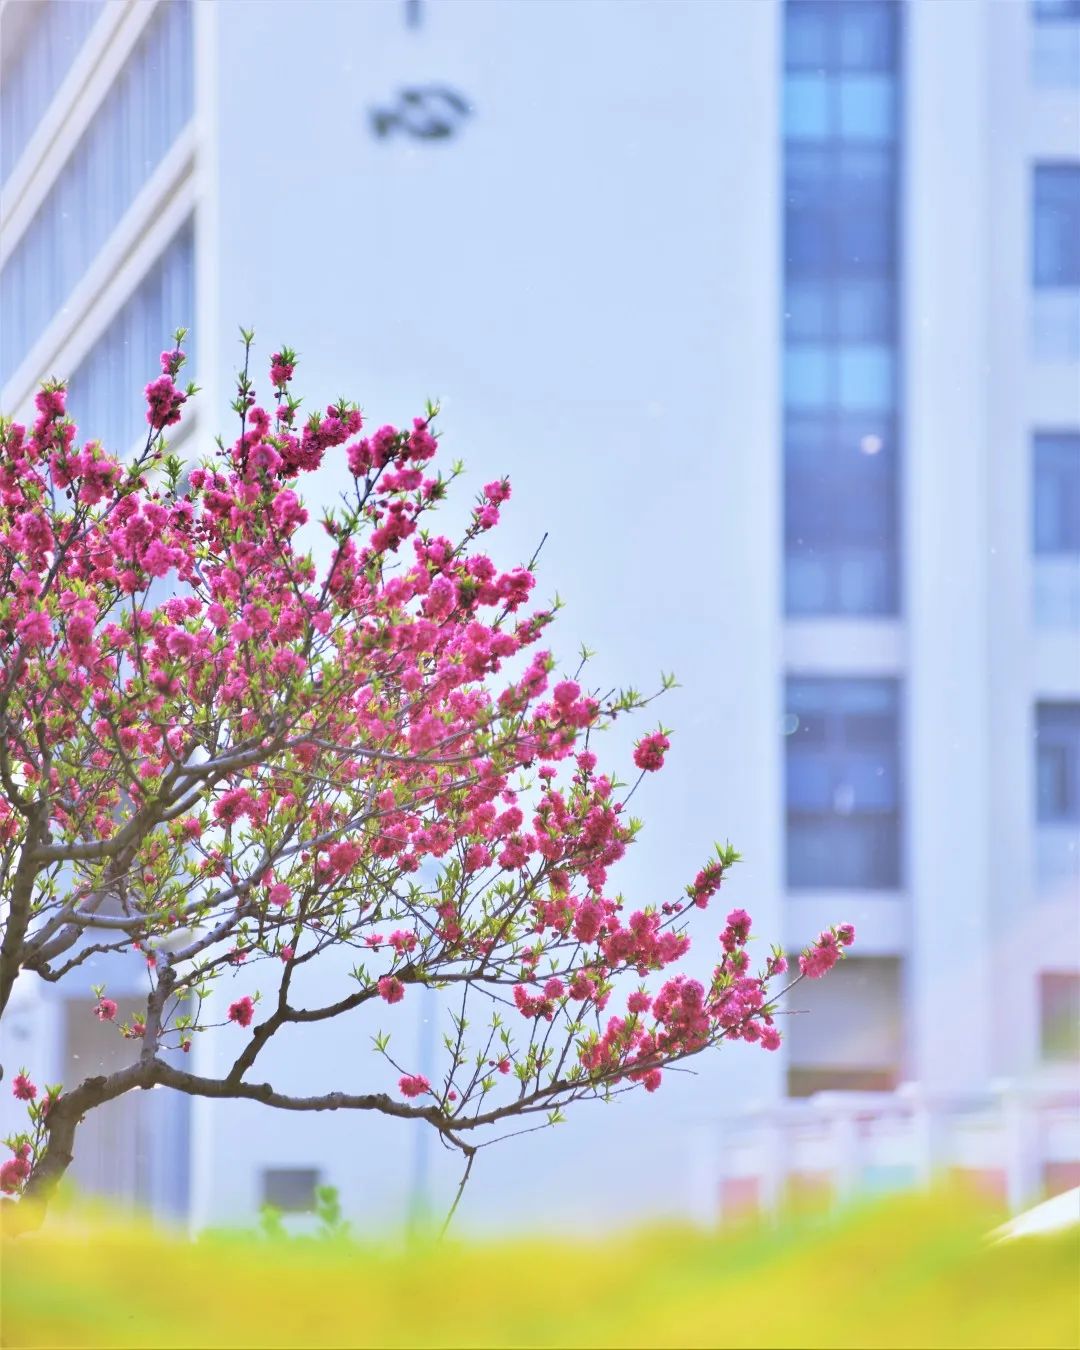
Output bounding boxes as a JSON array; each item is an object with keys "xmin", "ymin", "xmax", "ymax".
[{"xmin": 785, "ymin": 676, "xmax": 903, "ymax": 890}]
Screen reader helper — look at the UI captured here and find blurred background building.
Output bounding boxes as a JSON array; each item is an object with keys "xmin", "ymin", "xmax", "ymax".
[{"xmin": 1, "ymin": 0, "xmax": 1078, "ymax": 1231}]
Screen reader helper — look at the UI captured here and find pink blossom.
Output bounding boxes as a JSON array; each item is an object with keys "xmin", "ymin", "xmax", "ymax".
[
  {"xmin": 144, "ymin": 375, "xmax": 186, "ymax": 430},
  {"xmin": 269, "ymin": 353, "xmax": 295, "ymax": 387},
  {"xmin": 213, "ymin": 787, "xmax": 255, "ymax": 826},
  {"xmin": 142, "ymin": 540, "xmax": 176, "ymax": 578},
  {"xmin": 161, "ymin": 347, "xmax": 184, "ymax": 377},
  {"xmin": 1, "ymin": 1151, "xmax": 31, "ymax": 1194},
  {"xmin": 463, "ymin": 843, "xmax": 492, "ymax": 872},
  {"xmin": 633, "ymin": 731, "xmax": 670, "ymax": 772},
  {"xmin": 166, "ymin": 628, "xmax": 195, "ymax": 659},
  {"xmin": 799, "ymin": 931, "xmax": 841, "ymax": 979},
  {"xmin": 328, "ymin": 840, "xmax": 361, "ymax": 875},
  {"xmin": 398, "ymin": 1074, "xmax": 430, "ymax": 1099},
  {"xmin": 95, "ymin": 998, "xmax": 118, "ymax": 1022},
  {"xmin": 378, "ymin": 976, "xmax": 405, "ymax": 1004},
  {"xmin": 228, "ymin": 996, "xmax": 255, "ymax": 1028},
  {"xmin": 12, "ymin": 1073, "xmax": 36, "ymax": 1101},
  {"xmin": 15, "ymin": 610, "xmax": 51, "ymax": 647}
]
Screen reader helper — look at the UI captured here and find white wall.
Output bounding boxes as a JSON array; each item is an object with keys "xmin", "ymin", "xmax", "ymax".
[{"xmin": 190, "ymin": 0, "xmax": 786, "ymax": 1233}]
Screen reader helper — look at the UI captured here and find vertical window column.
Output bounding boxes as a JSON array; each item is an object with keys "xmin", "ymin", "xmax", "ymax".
[{"xmin": 782, "ymin": 0, "xmax": 903, "ymax": 616}]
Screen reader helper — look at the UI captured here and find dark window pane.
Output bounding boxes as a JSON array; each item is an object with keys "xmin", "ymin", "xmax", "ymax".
[
  {"xmin": 838, "ymin": 2, "xmax": 899, "ymax": 71},
  {"xmin": 784, "ymin": 411, "xmax": 898, "ymax": 613},
  {"xmin": 786, "ymin": 544, "xmax": 898, "ymax": 616},
  {"xmin": 1034, "ymin": 164, "xmax": 1080, "ymax": 288},
  {"xmin": 786, "ymin": 2, "xmax": 832, "ymax": 70},
  {"xmin": 1035, "ymin": 703, "xmax": 1080, "ymax": 823},
  {"xmin": 837, "ymin": 279, "xmax": 894, "ymax": 339},
  {"xmin": 786, "ymin": 280, "xmax": 834, "ymax": 339},
  {"xmin": 788, "ymin": 750, "xmax": 833, "ymax": 809},
  {"xmin": 1034, "ymin": 0, "xmax": 1080, "ymax": 21},
  {"xmin": 837, "ymin": 149, "xmax": 896, "ymax": 273},
  {"xmin": 785, "ymin": 146, "xmax": 834, "ymax": 275},
  {"xmin": 786, "ymin": 450, "xmax": 896, "ymax": 544},
  {"xmin": 785, "ymin": 678, "xmax": 901, "ymax": 888},
  {"xmin": 1034, "ymin": 433, "xmax": 1080, "ymax": 553},
  {"xmin": 261, "ymin": 1167, "xmax": 320, "ymax": 1213},
  {"xmin": 788, "ymin": 814, "xmax": 900, "ymax": 886},
  {"xmin": 786, "ymin": 210, "xmax": 835, "ymax": 273}
]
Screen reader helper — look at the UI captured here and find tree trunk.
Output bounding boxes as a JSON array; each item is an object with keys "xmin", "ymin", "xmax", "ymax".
[{"xmin": 1, "ymin": 1068, "xmax": 142, "ymax": 1237}]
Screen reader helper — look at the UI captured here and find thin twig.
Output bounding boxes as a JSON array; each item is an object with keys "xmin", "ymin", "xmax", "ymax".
[{"xmin": 439, "ymin": 1147, "xmax": 476, "ymax": 1239}]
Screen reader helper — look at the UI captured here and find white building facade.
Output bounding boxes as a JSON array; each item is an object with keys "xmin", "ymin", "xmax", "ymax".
[{"xmin": 0, "ymin": 0, "xmax": 1077, "ymax": 1232}]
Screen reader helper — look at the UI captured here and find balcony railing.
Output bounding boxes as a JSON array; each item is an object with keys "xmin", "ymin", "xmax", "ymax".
[{"xmin": 716, "ymin": 1082, "xmax": 1080, "ymax": 1219}]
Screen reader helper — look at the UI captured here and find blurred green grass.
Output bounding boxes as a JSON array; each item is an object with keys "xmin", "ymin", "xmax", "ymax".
[{"xmin": 1, "ymin": 1188, "xmax": 1077, "ymax": 1348}]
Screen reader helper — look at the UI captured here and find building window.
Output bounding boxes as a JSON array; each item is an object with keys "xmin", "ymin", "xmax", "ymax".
[
  {"xmin": 0, "ymin": 0, "xmax": 105, "ymax": 186},
  {"xmin": 1040, "ymin": 972, "xmax": 1080, "ymax": 1062},
  {"xmin": 783, "ymin": 1, "xmax": 902, "ymax": 617},
  {"xmin": 1034, "ymin": 434, "xmax": 1080, "ymax": 554},
  {"xmin": 1034, "ymin": 165, "xmax": 1080, "ymax": 288},
  {"xmin": 1033, "ymin": 0, "xmax": 1080, "ymax": 84},
  {"xmin": 66, "ymin": 219, "xmax": 195, "ymax": 455},
  {"xmin": 261, "ymin": 1167, "xmax": 321, "ymax": 1214},
  {"xmin": 1033, "ymin": 434, "xmax": 1080, "ymax": 626},
  {"xmin": 786, "ymin": 956, "xmax": 904, "ymax": 1096},
  {"xmin": 1036, "ymin": 703, "xmax": 1080, "ymax": 823},
  {"xmin": 1034, "ymin": 0, "xmax": 1080, "ymax": 17},
  {"xmin": 786, "ymin": 677, "xmax": 901, "ymax": 889},
  {"xmin": 0, "ymin": 0, "xmax": 194, "ymax": 391}
]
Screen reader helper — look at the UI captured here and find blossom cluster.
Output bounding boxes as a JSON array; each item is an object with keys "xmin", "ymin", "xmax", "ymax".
[
  {"xmin": 2, "ymin": 1070, "xmax": 61, "ymax": 1197},
  {"xmin": 0, "ymin": 339, "xmax": 852, "ymax": 1190}
]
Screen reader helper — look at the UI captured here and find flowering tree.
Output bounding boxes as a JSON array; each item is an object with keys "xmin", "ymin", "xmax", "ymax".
[{"xmin": 0, "ymin": 335, "xmax": 853, "ymax": 1229}]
